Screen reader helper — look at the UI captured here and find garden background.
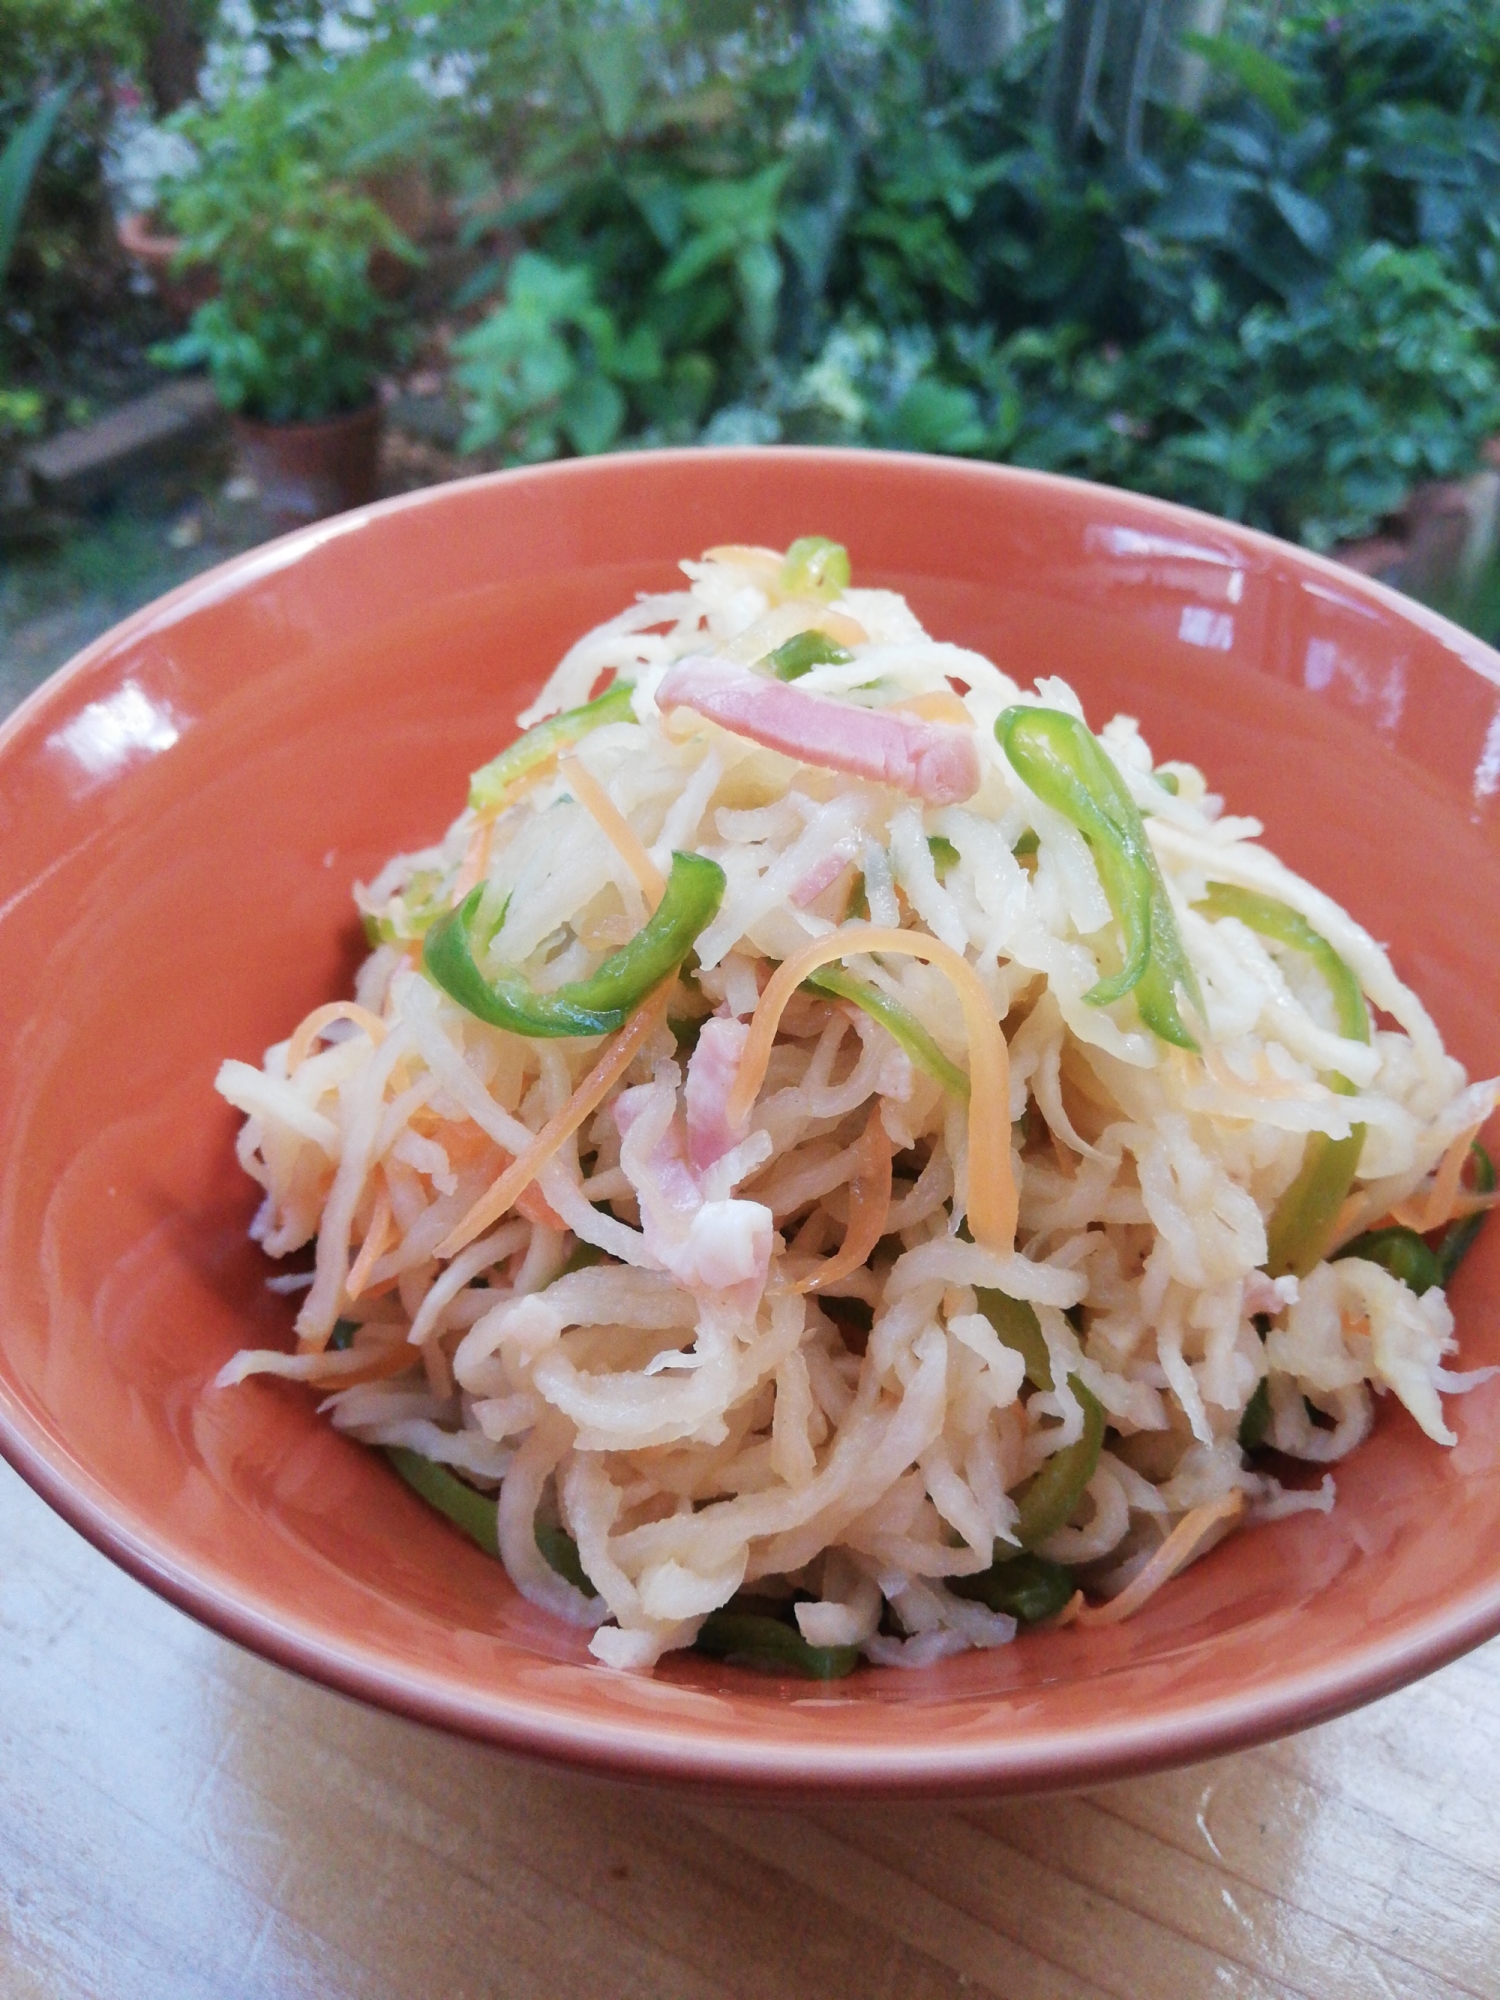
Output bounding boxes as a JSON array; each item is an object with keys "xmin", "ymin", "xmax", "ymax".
[{"xmin": 6, "ymin": 0, "xmax": 1500, "ymax": 695}]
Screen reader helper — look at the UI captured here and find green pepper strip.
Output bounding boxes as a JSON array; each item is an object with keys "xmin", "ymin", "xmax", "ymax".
[
  {"xmin": 694, "ymin": 1606, "xmax": 860, "ymax": 1680},
  {"xmin": 1265, "ymin": 1127, "xmax": 1366, "ymax": 1280},
  {"xmin": 1237, "ymin": 1377, "xmax": 1271, "ymax": 1451},
  {"xmin": 385, "ymin": 1447, "xmax": 500, "ymax": 1558},
  {"xmin": 535, "ymin": 1522, "xmax": 593, "ymax": 1593},
  {"xmin": 1335, "ymin": 1225, "xmax": 1443, "ymax": 1296},
  {"xmin": 1195, "ymin": 883, "xmax": 1370, "ymax": 1279},
  {"xmin": 1437, "ymin": 1141, "xmax": 1495, "ymax": 1286},
  {"xmin": 556, "ymin": 1240, "xmax": 608, "ymax": 1279},
  {"xmin": 997, "ymin": 707, "xmax": 1202, "ymax": 1050},
  {"xmin": 366, "ymin": 866, "xmax": 450, "ymax": 948},
  {"xmin": 468, "ymin": 678, "xmax": 637, "ymax": 812},
  {"xmin": 950, "ymin": 1552, "xmax": 1075, "ymax": 1623},
  {"xmin": 1195, "ymin": 885, "xmax": 1367, "ymax": 1041},
  {"xmin": 424, "ymin": 850, "xmax": 726, "ymax": 1038},
  {"xmin": 1015, "ymin": 1377, "xmax": 1106, "ymax": 1549},
  {"xmin": 806, "ymin": 964, "xmax": 971, "ymax": 1102},
  {"xmin": 386, "ymin": 1447, "xmax": 597, "ymax": 1591},
  {"xmin": 927, "ymin": 833, "xmax": 960, "ymax": 881},
  {"xmin": 951, "ymin": 1302, "xmax": 1106, "ymax": 1553},
  {"xmin": 765, "ymin": 630, "xmax": 853, "ymax": 680},
  {"xmin": 976, "ymin": 1288, "xmax": 1052, "ymax": 1390},
  {"xmin": 779, "ymin": 536, "xmax": 851, "ymax": 603}
]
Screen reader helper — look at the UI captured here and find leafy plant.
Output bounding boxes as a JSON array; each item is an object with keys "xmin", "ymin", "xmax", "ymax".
[
  {"xmin": 0, "ymin": 385, "xmax": 45, "ymax": 447},
  {"xmin": 154, "ymin": 58, "xmax": 423, "ymax": 421},
  {"xmin": 454, "ymin": 251, "xmax": 663, "ymax": 457},
  {"xmin": 0, "ymin": 0, "xmax": 143, "ymax": 353},
  {"xmin": 434, "ymin": 0, "xmax": 1500, "ymax": 549},
  {"xmin": 2, "ymin": 83, "xmax": 66, "ymax": 482},
  {"xmin": 974, "ymin": 239, "xmax": 1500, "ymax": 548},
  {"xmin": 0, "ymin": 87, "xmax": 69, "ymax": 298},
  {"xmin": 1211, "ymin": 241, "xmax": 1500, "ymax": 546}
]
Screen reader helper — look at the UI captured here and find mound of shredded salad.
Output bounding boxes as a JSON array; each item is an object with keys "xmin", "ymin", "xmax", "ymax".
[{"xmin": 217, "ymin": 538, "xmax": 1499, "ymax": 1676}]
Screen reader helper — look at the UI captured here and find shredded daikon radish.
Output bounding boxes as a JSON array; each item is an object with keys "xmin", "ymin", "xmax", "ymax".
[{"xmin": 217, "ymin": 543, "xmax": 1496, "ymax": 1675}]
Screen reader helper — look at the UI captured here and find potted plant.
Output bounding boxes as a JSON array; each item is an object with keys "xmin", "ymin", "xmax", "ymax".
[
  {"xmin": 153, "ymin": 71, "xmax": 415, "ymax": 527},
  {"xmin": 118, "ymin": 43, "xmax": 444, "ymax": 317}
]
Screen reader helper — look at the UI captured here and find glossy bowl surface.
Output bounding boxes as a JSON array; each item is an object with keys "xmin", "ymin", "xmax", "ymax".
[{"xmin": 2, "ymin": 448, "xmax": 1499, "ymax": 1797}]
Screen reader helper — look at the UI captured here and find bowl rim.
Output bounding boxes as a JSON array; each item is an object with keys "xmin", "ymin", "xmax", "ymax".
[
  {"xmin": 6, "ymin": 1395, "xmax": 1500, "ymax": 1796},
  {"xmin": 4, "ymin": 444, "xmax": 1500, "ymax": 1795}
]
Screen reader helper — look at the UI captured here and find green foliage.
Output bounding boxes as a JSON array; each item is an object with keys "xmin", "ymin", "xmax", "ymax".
[
  {"xmin": 448, "ymin": 2, "xmax": 994, "ymax": 452},
  {"xmin": 454, "ymin": 252, "xmax": 665, "ymax": 457},
  {"xmin": 0, "ymin": 88, "xmax": 69, "ymax": 297},
  {"xmin": 428, "ymin": 0, "xmax": 1500, "ymax": 549},
  {"xmin": 0, "ymin": 386, "xmax": 46, "ymax": 444},
  {"xmin": 154, "ymin": 58, "xmax": 424, "ymax": 421},
  {"xmin": 0, "ymin": 0, "xmax": 143, "ymax": 352},
  {"xmin": 1181, "ymin": 32, "xmax": 1302, "ymax": 131},
  {"xmin": 986, "ymin": 242, "xmax": 1500, "ymax": 548}
]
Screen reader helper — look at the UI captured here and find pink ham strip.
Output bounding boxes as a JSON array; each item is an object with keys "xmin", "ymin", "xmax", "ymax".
[
  {"xmin": 615, "ymin": 1068, "xmax": 773, "ymax": 1303},
  {"xmin": 657, "ymin": 657, "xmax": 981, "ymax": 806},
  {"xmin": 789, "ymin": 844, "xmax": 860, "ymax": 909},
  {"xmin": 685, "ymin": 1018, "xmax": 751, "ymax": 1172}
]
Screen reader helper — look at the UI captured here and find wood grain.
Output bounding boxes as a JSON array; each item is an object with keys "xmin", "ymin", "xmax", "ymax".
[{"xmin": 1, "ymin": 1459, "xmax": 1492, "ymax": 2000}]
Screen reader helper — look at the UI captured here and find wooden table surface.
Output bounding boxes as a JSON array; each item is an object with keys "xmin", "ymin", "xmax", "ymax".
[{"xmin": 1, "ymin": 1459, "xmax": 1494, "ymax": 2000}]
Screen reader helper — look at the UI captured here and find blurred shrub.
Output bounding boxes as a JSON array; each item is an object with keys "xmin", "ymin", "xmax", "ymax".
[
  {"xmin": 1, "ymin": 89, "xmax": 71, "ymax": 298},
  {"xmin": 0, "ymin": 387, "xmax": 46, "ymax": 447},
  {"xmin": 984, "ymin": 240, "xmax": 1500, "ymax": 547},
  {"xmin": 154, "ymin": 56, "xmax": 425, "ymax": 420},
  {"xmin": 453, "ymin": 250, "xmax": 721, "ymax": 456},
  {"xmin": 440, "ymin": 0, "xmax": 1500, "ymax": 548},
  {"xmin": 0, "ymin": 0, "xmax": 143, "ymax": 358}
]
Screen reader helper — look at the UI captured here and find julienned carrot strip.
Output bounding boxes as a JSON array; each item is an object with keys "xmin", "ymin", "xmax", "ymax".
[
  {"xmin": 286, "ymin": 1001, "xmax": 387, "ymax": 1075},
  {"xmin": 436, "ymin": 1120, "xmax": 499, "ymax": 1167},
  {"xmin": 433, "ymin": 1123, "xmax": 566, "ymax": 1228},
  {"xmin": 1390, "ymin": 1121, "xmax": 1485, "ymax": 1233},
  {"xmin": 306, "ymin": 1340, "xmax": 424, "ymax": 1391},
  {"xmin": 789, "ymin": 1207, "xmax": 833, "ymax": 1259},
  {"xmin": 421, "ymin": 1336, "xmax": 455, "ymax": 1400},
  {"xmin": 807, "ymin": 609, "xmax": 868, "ymax": 648},
  {"xmin": 354, "ymin": 1273, "xmax": 401, "ymax": 1301},
  {"xmin": 1331, "ymin": 1193, "xmax": 1366, "ymax": 1243},
  {"xmin": 889, "ymin": 689, "xmax": 972, "ymax": 726},
  {"xmin": 1073, "ymin": 1490, "xmax": 1246, "ymax": 1628},
  {"xmin": 516, "ymin": 1182, "xmax": 568, "ymax": 1231},
  {"xmin": 797, "ymin": 1103, "xmax": 893, "ymax": 1294},
  {"xmin": 703, "ymin": 543, "xmax": 783, "ymax": 581},
  {"xmin": 559, "ymin": 751, "xmax": 666, "ymax": 908},
  {"xmin": 435, "ymin": 982, "xmax": 673, "ymax": 1258},
  {"xmin": 1442, "ymin": 1190, "xmax": 1500, "ymax": 1220},
  {"xmin": 345, "ymin": 1187, "xmax": 393, "ymax": 1300},
  {"xmin": 728, "ymin": 925, "xmax": 1017, "ymax": 1253}
]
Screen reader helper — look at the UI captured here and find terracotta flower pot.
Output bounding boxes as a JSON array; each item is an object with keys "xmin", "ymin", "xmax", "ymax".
[
  {"xmin": 1403, "ymin": 473, "xmax": 1500, "ymax": 598},
  {"xmin": 232, "ymin": 403, "xmax": 382, "ymax": 532},
  {"xmin": 1331, "ymin": 533, "xmax": 1406, "ymax": 583},
  {"xmin": 116, "ymin": 211, "xmax": 217, "ymax": 321}
]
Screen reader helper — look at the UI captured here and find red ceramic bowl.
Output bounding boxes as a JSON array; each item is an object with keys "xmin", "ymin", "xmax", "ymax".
[{"xmin": 2, "ymin": 448, "xmax": 1498, "ymax": 1796}]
